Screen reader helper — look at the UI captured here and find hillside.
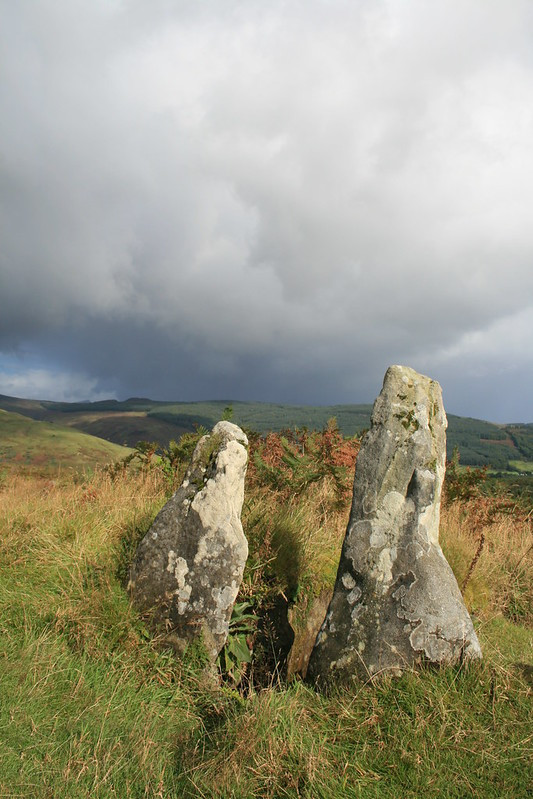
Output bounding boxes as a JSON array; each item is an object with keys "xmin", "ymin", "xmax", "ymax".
[
  {"xmin": 0, "ymin": 393, "xmax": 532, "ymax": 471},
  {"xmin": 0, "ymin": 409, "xmax": 132, "ymax": 474}
]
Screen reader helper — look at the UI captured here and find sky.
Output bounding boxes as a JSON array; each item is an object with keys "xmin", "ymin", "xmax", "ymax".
[{"xmin": 1, "ymin": 0, "xmax": 532, "ymax": 423}]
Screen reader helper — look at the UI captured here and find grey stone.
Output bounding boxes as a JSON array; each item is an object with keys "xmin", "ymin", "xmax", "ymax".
[
  {"xmin": 307, "ymin": 365, "xmax": 482, "ymax": 686},
  {"xmin": 287, "ymin": 590, "xmax": 332, "ymax": 680},
  {"xmin": 128, "ymin": 421, "xmax": 249, "ymax": 661}
]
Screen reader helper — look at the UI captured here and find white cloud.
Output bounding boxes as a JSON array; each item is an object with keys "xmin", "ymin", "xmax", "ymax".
[{"xmin": 0, "ymin": 368, "xmax": 113, "ymax": 403}]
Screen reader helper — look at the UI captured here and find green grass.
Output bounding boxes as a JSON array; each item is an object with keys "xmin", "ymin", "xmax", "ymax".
[
  {"xmin": 0, "ymin": 409, "xmax": 132, "ymax": 474},
  {"xmin": 509, "ymin": 460, "xmax": 533, "ymax": 473},
  {"xmin": 0, "ymin": 443, "xmax": 531, "ymax": 798},
  {"xmin": 1, "ymin": 612, "xmax": 531, "ymax": 797},
  {"xmin": 177, "ymin": 663, "xmax": 532, "ymax": 799}
]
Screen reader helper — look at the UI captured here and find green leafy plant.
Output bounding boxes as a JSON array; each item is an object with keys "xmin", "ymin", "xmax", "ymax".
[
  {"xmin": 445, "ymin": 446, "xmax": 488, "ymax": 501},
  {"xmin": 221, "ymin": 405, "xmax": 234, "ymax": 421},
  {"xmin": 217, "ymin": 602, "xmax": 257, "ymax": 686},
  {"xmin": 105, "ymin": 428, "xmax": 209, "ymax": 488}
]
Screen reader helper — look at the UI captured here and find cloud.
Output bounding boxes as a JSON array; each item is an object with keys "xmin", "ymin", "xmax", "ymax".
[
  {"xmin": 0, "ymin": 365, "xmax": 113, "ymax": 403},
  {"xmin": 1, "ymin": 0, "xmax": 532, "ymax": 419}
]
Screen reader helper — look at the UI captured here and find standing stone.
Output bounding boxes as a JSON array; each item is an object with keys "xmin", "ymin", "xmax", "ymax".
[
  {"xmin": 129, "ymin": 421, "xmax": 249, "ymax": 662},
  {"xmin": 307, "ymin": 365, "xmax": 481, "ymax": 687}
]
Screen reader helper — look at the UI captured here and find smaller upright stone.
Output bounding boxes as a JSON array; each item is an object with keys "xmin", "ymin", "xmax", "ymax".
[
  {"xmin": 307, "ymin": 365, "xmax": 482, "ymax": 687},
  {"xmin": 129, "ymin": 421, "xmax": 249, "ymax": 661}
]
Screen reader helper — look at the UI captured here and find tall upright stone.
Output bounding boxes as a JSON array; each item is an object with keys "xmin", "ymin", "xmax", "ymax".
[
  {"xmin": 129, "ymin": 421, "xmax": 249, "ymax": 661},
  {"xmin": 307, "ymin": 365, "xmax": 481, "ymax": 686}
]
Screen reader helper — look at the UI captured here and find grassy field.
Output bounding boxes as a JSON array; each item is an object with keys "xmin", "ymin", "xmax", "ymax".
[
  {"xmin": 509, "ymin": 460, "xmax": 533, "ymax": 474},
  {"xmin": 0, "ymin": 427, "xmax": 531, "ymax": 798},
  {"xmin": 0, "ymin": 409, "xmax": 132, "ymax": 476}
]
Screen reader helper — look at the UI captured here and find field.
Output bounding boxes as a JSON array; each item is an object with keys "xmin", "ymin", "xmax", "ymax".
[
  {"xmin": 0, "ymin": 409, "xmax": 132, "ymax": 476},
  {"xmin": 509, "ymin": 460, "xmax": 533, "ymax": 474},
  {"xmin": 0, "ymin": 424, "xmax": 531, "ymax": 798}
]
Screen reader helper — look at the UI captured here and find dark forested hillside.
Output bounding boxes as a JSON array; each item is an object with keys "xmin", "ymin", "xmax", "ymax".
[{"xmin": 0, "ymin": 393, "xmax": 532, "ymax": 471}]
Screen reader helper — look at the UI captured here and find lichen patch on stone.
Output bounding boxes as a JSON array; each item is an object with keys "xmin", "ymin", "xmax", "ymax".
[{"xmin": 166, "ymin": 551, "xmax": 189, "ymax": 586}]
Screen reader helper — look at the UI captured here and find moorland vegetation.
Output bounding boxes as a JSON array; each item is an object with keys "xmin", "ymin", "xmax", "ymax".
[
  {"xmin": 0, "ymin": 417, "xmax": 531, "ymax": 797},
  {"xmin": 2, "ymin": 392, "xmax": 533, "ymax": 474}
]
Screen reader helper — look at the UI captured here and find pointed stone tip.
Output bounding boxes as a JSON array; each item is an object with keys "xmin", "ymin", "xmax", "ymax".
[
  {"xmin": 386, "ymin": 364, "xmax": 437, "ymax": 384},
  {"xmin": 212, "ymin": 420, "xmax": 248, "ymax": 447}
]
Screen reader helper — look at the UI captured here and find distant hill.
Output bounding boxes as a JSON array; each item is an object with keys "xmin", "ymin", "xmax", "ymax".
[
  {"xmin": 0, "ymin": 393, "xmax": 532, "ymax": 472},
  {"xmin": 0, "ymin": 408, "xmax": 132, "ymax": 475}
]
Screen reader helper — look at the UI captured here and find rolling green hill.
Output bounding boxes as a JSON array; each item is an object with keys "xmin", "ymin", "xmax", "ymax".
[
  {"xmin": 0, "ymin": 409, "xmax": 132, "ymax": 474},
  {"xmin": 0, "ymin": 393, "xmax": 532, "ymax": 472}
]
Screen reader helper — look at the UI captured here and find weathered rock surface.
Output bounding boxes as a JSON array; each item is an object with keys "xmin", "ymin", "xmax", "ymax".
[
  {"xmin": 287, "ymin": 590, "xmax": 332, "ymax": 680},
  {"xmin": 129, "ymin": 421, "xmax": 249, "ymax": 661},
  {"xmin": 307, "ymin": 365, "xmax": 482, "ymax": 686}
]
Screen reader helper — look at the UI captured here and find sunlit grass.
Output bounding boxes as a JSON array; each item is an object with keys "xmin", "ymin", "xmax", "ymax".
[
  {"xmin": 0, "ymin": 456, "xmax": 531, "ymax": 798},
  {"xmin": 0, "ymin": 408, "xmax": 131, "ymax": 475}
]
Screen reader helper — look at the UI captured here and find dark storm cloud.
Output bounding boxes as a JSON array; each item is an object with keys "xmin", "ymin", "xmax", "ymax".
[{"xmin": 1, "ymin": 0, "xmax": 532, "ymax": 420}]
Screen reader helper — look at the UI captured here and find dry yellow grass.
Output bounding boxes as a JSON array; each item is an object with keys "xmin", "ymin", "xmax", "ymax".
[
  {"xmin": 440, "ymin": 498, "xmax": 532, "ymax": 624},
  {"xmin": 0, "ymin": 468, "xmax": 167, "ymax": 554},
  {"xmin": 242, "ymin": 477, "xmax": 350, "ymax": 598},
  {"xmin": 3, "ymin": 466, "xmax": 530, "ymax": 630}
]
